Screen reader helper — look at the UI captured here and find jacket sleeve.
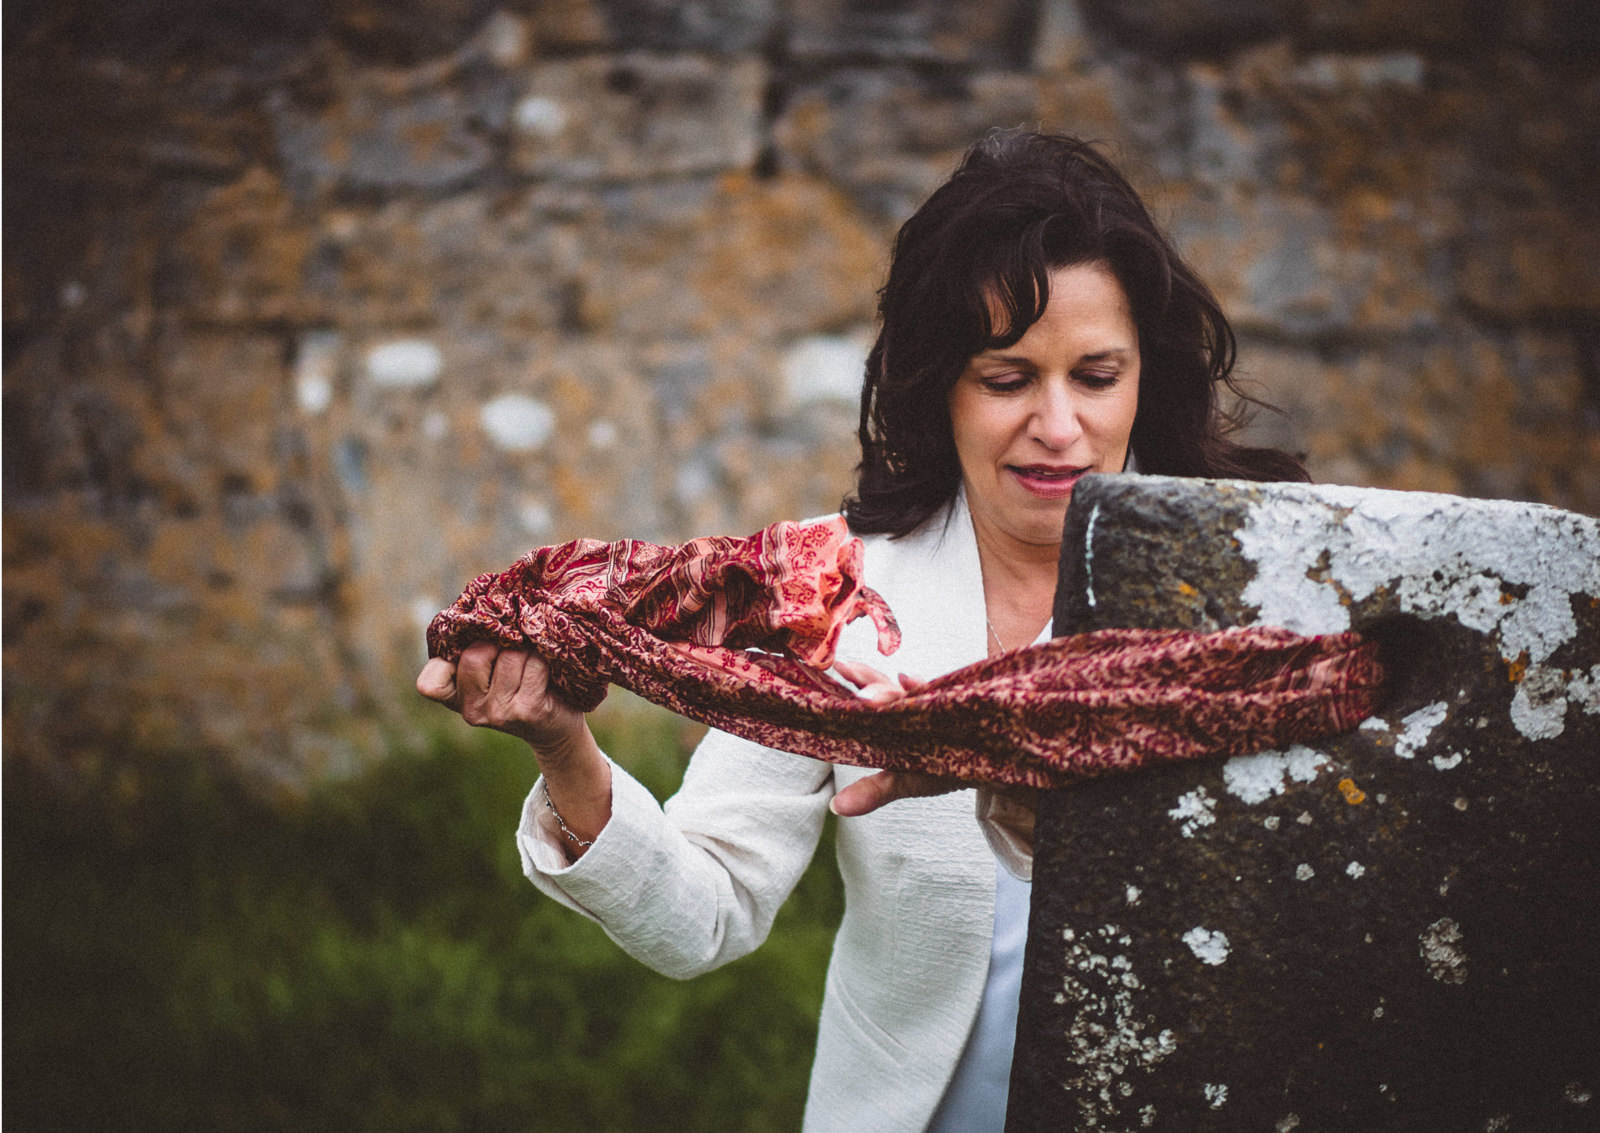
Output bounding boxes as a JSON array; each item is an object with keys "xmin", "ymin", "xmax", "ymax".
[{"xmin": 517, "ymin": 726, "xmax": 835, "ymax": 980}]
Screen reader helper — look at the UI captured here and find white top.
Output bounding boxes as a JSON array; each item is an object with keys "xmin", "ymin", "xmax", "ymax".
[{"xmin": 927, "ymin": 861, "xmax": 1032, "ymax": 1131}]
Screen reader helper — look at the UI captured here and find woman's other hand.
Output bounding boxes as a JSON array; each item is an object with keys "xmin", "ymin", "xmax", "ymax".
[
  {"xmin": 830, "ymin": 768, "xmax": 963, "ymax": 816},
  {"xmin": 832, "ymin": 658, "xmax": 924, "ymax": 704},
  {"xmin": 829, "ymin": 660, "xmax": 961, "ymax": 815}
]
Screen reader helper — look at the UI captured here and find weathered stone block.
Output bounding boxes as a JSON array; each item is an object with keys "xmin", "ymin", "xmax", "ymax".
[
  {"xmin": 270, "ymin": 59, "xmax": 511, "ymax": 193},
  {"xmin": 1010, "ymin": 475, "xmax": 1600, "ymax": 1131},
  {"xmin": 572, "ymin": 0, "xmax": 778, "ymax": 53},
  {"xmin": 1458, "ymin": 203, "xmax": 1600, "ymax": 320},
  {"xmin": 1231, "ymin": 331, "xmax": 1600, "ymax": 515},
  {"xmin": 1078, "ymin": 0, "xmax": 1289, "ymax": 57},
  {"xmin": 786, "ymin": 0, "xmax": 1038, "ymax": 67},
  {"xmin": 509, "ymin": 54, "xmax": 764, "ymax": 183},
  {"xmin": 160, "ymin": 169, "xmax": 316, "ymax": 326},
  {"xmin": 581, "ymin": 172, "xmax": 883, "ymax": 341},
  {"xmin": 772, "ymin": 68, "xmax": 1040, "ymax": 220}
]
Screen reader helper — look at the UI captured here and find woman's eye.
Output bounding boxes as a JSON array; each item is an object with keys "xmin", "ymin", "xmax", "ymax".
[
  {"xmin": 1075, "ymin": 370, "xmax": 1119, "ymax": 390},
  {"xmin": 980, "ymin": 373, "xmax": 1029, "ymax": 392}
]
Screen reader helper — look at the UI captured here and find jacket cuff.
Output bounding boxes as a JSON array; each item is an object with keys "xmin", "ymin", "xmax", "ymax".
[{"xmin": 516, "ymin": 758, "xmax": 666, "ymax": 914}]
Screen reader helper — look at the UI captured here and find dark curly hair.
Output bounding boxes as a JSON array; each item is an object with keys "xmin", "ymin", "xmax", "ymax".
[{"xmin": 844, "ymin": 130, "xmax": 1307, "ymax": 538}]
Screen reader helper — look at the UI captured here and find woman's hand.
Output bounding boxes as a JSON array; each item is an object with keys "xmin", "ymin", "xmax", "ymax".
[
  {"xmin": 829, "ymin": 660, "xmax": 964, "ymax": 816},
  {"xmin": 417, "ymin": 643, "xmax": 611, "ymax": 856},
  {"xmin": 417, "ymin": 643, "xmax": 587, "ymax": 754},
  {"xmin": 830, "ymin": 768, "xmax": 964, "ymax": 816}
]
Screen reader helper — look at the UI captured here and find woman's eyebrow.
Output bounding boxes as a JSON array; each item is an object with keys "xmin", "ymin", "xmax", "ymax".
[
  {"xmin": 973, "ymin": 350, "xmax": 1032, "ymax": 363},
  {"xmin": 975, "ymin": 347, "xmax": 1133, "ymax": 363}
]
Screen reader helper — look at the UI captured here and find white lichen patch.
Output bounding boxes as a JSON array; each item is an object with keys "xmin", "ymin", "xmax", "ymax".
[
  {"xmin": 1511, "ymin": 662, "xmax": 1586, "ymax": 741},
  {"xmin": 1181, "ymin": 926, "xmax": 1231, "ymax": 965},
  {"xmin": 1222, "ymin": 744, "xmax": 1328, "ymax": 804},
  {"xmin": 1204, "ymin": 1083, "xmax": 1229, "ymax": 1109},
  {"xmin": 1431, "ymin": 752, "xmax": 1464, "ymax": 771},
  {"xmin": 1419, "ymin": 917, "xmax": 1468, "ymax": 984},
  {"xmin": 1347, "ymin": 861, "xmax": 1366, "ymax": 878},
  {"xmin": 1572, "ymin": 665, "xmax": 1600, "ymax": 716},
  {"xmin": 1168, "ymin": 786, "xmax": 1217, "ymax": 837},
  {"xmin": 1393, "ymin": 701, "xmax": 1448, "ymax": 759},
  {"xmin": 1295, "ymin": 863, "xmax": 1316, "ymax": 881},
  {"xmin": 1234, "ymin": 483, "xmax": 1600, "ymax": 743},
  {"xmin": 1058, "ymin": 923, "xmax": 1178, "ymax": 1126}
]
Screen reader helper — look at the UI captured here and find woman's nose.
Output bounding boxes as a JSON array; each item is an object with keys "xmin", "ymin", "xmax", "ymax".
[{"xmin": 1029, "ymin": 382, "xmax": 1082, "ymax": 449}]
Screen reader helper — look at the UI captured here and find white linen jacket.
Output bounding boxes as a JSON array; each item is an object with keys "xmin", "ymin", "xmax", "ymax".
[{"xmin": 517, "ymin": 496, "xmax": 1023, "ymax": 1132}]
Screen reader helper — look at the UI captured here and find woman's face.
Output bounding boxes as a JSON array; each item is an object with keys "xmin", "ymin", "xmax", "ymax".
[{"xmin": 948, "ymin": 262, "xmax": 1141, "ymax": 557}]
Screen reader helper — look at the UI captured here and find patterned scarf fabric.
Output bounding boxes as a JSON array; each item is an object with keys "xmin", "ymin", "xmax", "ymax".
[{"xmin": 426, "ymin": 518, "xmax": 1385, "ymax": 789}]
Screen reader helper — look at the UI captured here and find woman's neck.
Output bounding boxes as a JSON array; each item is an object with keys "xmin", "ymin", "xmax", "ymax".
[{"xmin": 972, "ymin": 526, "xmax": 1060, "ymax": 654}]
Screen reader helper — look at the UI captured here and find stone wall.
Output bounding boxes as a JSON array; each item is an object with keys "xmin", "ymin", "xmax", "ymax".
[{"xmin": 5, "ymin": 0, "xmax": 1598, "ymax": 781}]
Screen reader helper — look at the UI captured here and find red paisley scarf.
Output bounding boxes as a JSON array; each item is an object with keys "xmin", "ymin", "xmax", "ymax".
[{"xmin": 426, "ymin": 517, "xmax": 1384, "ymax": 789}]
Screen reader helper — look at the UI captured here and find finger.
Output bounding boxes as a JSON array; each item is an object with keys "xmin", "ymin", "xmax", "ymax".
[
  {"xmin": 457, "ymin": 642, "xmax": 499, "ymax": 676},
  {"xmin": 831, "ymin": 659, "xmax": 886, "ymax": 687},
  {"xmin": 830, "ymin": 770, "xmax": 955, "ymax": 817},
  {"xmin": 487, "ymin": 648, "xmax": 530, "ymax": 697},
  {"xmin": 416, "ymin": 658, "xmax": 460, "ymax": 705},
  {"xmin": 456, "ymin": 642, "xmax": 501, "ymax": 699},
  {"xmin": 897, "ymin": 673, "xmax": 927, "ymax": 692},
  {"xmin": 833, "ymin": 660, "xmax": 907, "ymax": 704},
  {"xmin": 485, "ymin": 650, "xmax": 554, "ymax": 725}
]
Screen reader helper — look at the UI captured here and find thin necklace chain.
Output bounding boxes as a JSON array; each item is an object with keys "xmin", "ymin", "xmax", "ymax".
[{"xmin": 979, "ymin": 550, "xmax": 1006, "ymax": 654}]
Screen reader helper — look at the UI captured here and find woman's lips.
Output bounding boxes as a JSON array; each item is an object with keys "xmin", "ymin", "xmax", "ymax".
[{"xmin": 1008, "ymin": 464, "xmax": 1088, "ymax": 498}]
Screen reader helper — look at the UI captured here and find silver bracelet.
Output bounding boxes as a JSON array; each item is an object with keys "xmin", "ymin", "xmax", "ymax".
[{"xmin": 543, "ymin": 782, "xmax": 594, "ymax": 849}]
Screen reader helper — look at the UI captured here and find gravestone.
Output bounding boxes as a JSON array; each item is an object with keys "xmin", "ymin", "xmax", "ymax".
[{"xmin": 1008, "ymin": 475, "xmax": 1600, "ymax": 1132}]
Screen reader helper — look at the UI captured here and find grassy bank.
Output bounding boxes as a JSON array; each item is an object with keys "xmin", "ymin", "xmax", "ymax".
[{"xmin": 5, "ymin": 708, "xmax": 842, "ymax": 1131}]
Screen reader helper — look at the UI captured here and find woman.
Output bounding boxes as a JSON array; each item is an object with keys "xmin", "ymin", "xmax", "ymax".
[{"xmin": 417, "ymin": 130, "xmax": 1305, "ymax": 1132}]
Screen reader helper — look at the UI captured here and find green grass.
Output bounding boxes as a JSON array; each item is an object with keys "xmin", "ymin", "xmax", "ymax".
[{"xmin": 4, "ymin": 705, "xmax": 843, "ymax": 1132}]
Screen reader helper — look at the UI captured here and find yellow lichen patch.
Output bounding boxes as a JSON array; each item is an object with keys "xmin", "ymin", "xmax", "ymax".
[
  {"xmin": 1177, "ymin": 582, "xmax": 1199, "ymax": 598},
  {"xmin": 1338, "ymin": 778, "xmax": 1367, "ymax": 805},
  {"xmin": 1506, "ymin": 653, "xmax": 1529, "ymax": 683}
]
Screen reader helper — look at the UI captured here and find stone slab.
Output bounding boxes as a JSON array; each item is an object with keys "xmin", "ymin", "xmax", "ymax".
[{"xmin": 1009, "ymin": 475, "xmax": 1600, "ymax": 1132}]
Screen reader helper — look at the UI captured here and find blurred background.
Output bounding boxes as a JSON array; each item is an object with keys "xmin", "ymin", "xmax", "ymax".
[{"xmin": 5, "ymin": 0, "xmax": 1597, "ymax": 1128}]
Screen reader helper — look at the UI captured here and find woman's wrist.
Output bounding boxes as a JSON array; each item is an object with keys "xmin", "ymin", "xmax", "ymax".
[
  {"xmin": 532, "ymin": 725, "xmax": 612, "ymax": 857},
  {"xmin": 524, "ymin": 714, "xmax": 598, "ymax": 771}
]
